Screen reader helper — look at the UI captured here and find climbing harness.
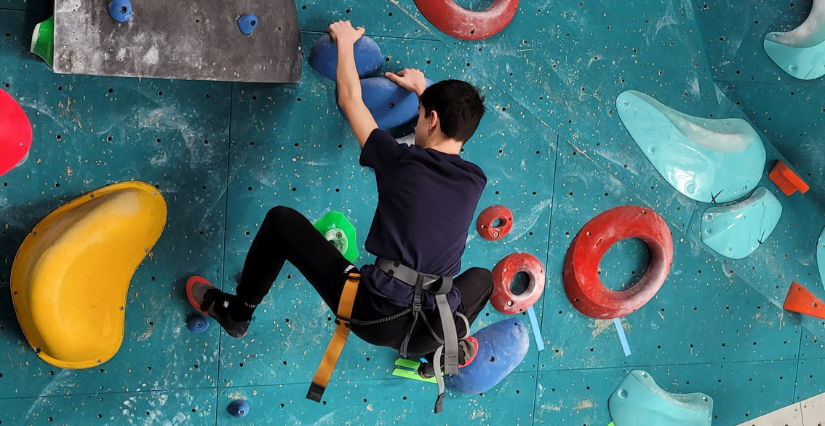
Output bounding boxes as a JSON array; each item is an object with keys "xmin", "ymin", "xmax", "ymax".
[
  {"xmin": 376, "ymin": 258, "xmax": 469, "ymax": 414},
  {"xmin": 308, "ymin": 260, "xmax": 468, "ymax": 413}
]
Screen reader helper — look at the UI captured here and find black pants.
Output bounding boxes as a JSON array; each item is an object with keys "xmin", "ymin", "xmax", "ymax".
[{"xmin": 237, "ymin": 206, "xmax": 494, "ymax": 356}]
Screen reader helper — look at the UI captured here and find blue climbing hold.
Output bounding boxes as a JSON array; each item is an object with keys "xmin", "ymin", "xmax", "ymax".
[
  {"xmin": 609, "ymin": 370, "xmax": 713, "ymax": 426},
  {"xmin": 186, "ymin": 314, "xmax": 209, "ymax": 334},
  {"xmin": 238, "ymin": 15, "xmax": 258, "ymax": 35},
  {"xmin": 444, "ymin": 318, "xmax": 530, "ymax": 394},
  {"xmin": 107, "ymin": 0, "xmax": 132, "ymax": 23},
  {"xmin": 227, "ymin": 399, "xmax": 249, "ymax": 418},
  {"xmin": 339, "ymin": 77, "xmax": 434, "ymax": 129},
  {"xmin": 309, "ymin": 34, "xmax": 383, "ymax": 80}
]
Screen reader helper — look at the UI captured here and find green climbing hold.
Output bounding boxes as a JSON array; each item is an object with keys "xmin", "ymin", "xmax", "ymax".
[
  {"xmin": 30, "ymin": 16, "xmax": 54, "ymax": 68},
  {"xmin": 391, "ymin": 358, "xmax": 437, "ymax": 383},
  {"xmin": 313, "ymin": 211, "xmax": 358, "ymax": 263}
]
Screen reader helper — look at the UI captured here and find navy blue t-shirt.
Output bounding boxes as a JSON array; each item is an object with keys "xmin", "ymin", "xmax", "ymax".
[{"xmin": 358, "ymin": 129, "xmax": 487, "ymax": 311}]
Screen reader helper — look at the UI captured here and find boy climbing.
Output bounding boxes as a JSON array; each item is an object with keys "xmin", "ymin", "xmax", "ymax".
[{"xmin": 185, "ymin": 20, "xmax": 493, "ymax": 413}]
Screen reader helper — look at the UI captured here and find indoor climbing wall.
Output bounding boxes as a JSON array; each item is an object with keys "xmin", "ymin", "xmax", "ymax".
[{"xmin": 0, "ymin": 0, "xmax": 823, "ymax": 425}]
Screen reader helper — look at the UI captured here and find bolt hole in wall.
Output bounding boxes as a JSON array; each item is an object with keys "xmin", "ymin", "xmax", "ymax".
[{"xmin": 598, "ymin": 238, "xmax": 650, "ymax": 291}]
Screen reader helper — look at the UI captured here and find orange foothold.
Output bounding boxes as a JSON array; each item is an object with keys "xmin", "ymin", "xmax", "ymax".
[
  {"xmin": 769, "ymin": 160, "xmax": 809, "ymax": 196},
  {"xmin": 783, "ymin": 282, "xmax": 825, "ymax": 320}
]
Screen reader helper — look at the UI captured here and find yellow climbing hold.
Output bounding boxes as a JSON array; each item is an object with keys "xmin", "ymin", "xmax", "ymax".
[{"xmin": 11, "ymin": 181, "xmax": 167, "ymax": 369}]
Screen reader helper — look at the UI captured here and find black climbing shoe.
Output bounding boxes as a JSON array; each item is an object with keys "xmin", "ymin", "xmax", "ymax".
[{"xmin": 186, "ymin": 276, "xmax": 250, "ymax": 338}]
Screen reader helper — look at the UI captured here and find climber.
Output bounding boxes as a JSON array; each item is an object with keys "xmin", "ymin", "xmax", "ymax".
[{"xmin": 185, "ymin": 19, "xmax": 492, "ymax": 413}]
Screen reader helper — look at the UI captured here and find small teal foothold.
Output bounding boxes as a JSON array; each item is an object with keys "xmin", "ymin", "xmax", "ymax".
[
  {"xmin": 609, "ymin": 370, "xmax": 713, "ymax": 426},
  {"xmin": 108, "ymin": 0, "xmax": 132, "ymax": 23},
  {"xmin": 617, "ymin": 90, "xmax": 766, "ymax": 204},
  {"xmin": 238, "ymin": 15, "xmax": 258, "ymax": 35},
  {"xmin": 701, "ymin": 187, "xmax": 782, "ymax": 259},
  {"xmin": 186, "ymin": 314, "xmax": 209, "ymax": 334},
  {"xmin": 763, "ymin": 0, "xmax": 825, "ymax": 80},
  {"xmin": 227, "ymin": 399, "xmax": 249, "ymax": 418}
]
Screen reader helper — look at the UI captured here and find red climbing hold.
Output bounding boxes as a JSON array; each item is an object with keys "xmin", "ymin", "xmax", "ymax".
[
  {"xmin": 563, "ymin": 205, "xmax": 673, "ymax": 319},
  {"xmin": 0, "ymin": 89, "xmax": 32, "ymax": 177},
  {"xmin": 413, "ymin": 0, "xmax": 519, "ymax": 41},
  {"xmin": 769, "ymin": 160, "xmax": 809, "ymax": 196},
  {"xmin": 477, "ymin": 205, "xmax": 513, "ymax": 241},
  {"xmin": 783, "ymin": 282, "xmax": 825, "ymax": 320},
  {"xmin": 491, "ymin": 252, "xmax": 545, "ymax": 315}
]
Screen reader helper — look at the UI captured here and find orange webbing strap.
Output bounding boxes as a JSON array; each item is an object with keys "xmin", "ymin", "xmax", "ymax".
[{"xmin": 306, "ymin": 272, "xmax": 360, "ymax": 402}]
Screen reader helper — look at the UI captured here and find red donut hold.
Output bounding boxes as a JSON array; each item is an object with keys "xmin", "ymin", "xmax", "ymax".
[
  {"xmin": 413, "ymin": 0, "xmax": 519, "ymax": 41},
  {"xmin": 563, "ymin": 205, "xmax": 673, "ymax": 319},
  {"xmin": 491, "ymin": 252, "xmax": 545, "ymax": 315},
  {"xmin": 477, "ymin": 205, "xmax": 513, "ymax": 241}
]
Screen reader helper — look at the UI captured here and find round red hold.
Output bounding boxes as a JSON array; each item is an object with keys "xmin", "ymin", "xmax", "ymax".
[
  {"xmin": 0, "ymin": 90, "xmax": 32, "ymax": 177},
  {"xmin": 491, "ymin": 252, "xmax": 545, "ymax": 315},
  {"xmin": 477, "ymin": 205, "xmax": 513, "ymax": 241},
  {"xmin": 413, "ymin": 0, "xmax": 519, "ymax": 41},
  {"xmin": 563, "ymin": 205, "xmax": 673, "ymax": 319}
]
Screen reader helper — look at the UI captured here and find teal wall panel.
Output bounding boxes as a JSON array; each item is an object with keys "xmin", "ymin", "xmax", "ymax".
[
  {"xmin": 0, "ymin": 388, "xmax": 215, "ymax": 425},
  {"xmin": 0, "ymin": 0, "xmax": 822, "ymax": 423},
  {"xmin": 0, "ymin": 5, "xmax": 230, "ymax": 402},
  {"xmin": 216, "ymin": 372, "xmax": 536, "ymax": 425},
  {"xmin": 535, "ymin": 361, "xmax": 798, "ymax": 425},
  {"xmin": 540, "ymin": 140, "xmax": 801, "ymax": 373},
  {"xmin": 694, "ymin": 0, "xmax": 824, "ymax": 87},
  {"xmin": 720, "ymin": 82, "xmax": 825, "ymax": 196}
]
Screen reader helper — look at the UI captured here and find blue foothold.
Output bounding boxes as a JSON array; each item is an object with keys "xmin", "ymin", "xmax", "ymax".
[
  {"xmin": 227, "ymin": 399, "xmax": 249, "ymax": 418},
  {"xmin": 251, "ymin": 316, "xmax": 258, "ymax": 323},
  {"xmin": 107, "ymin": 0, "xmax": 132, "ymax": 23},
  {"xmin": 187, "ymin": 314, "xmax": 209, "ymax": 334},
  {"xmin": 238, "ymin": 15, "xmax": 258, "ymax": 35}
]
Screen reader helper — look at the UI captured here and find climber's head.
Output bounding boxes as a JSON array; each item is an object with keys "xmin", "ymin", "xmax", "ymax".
[{"xmin": 414, "ymin": 80, "xmax": 485, "ymax": 149}]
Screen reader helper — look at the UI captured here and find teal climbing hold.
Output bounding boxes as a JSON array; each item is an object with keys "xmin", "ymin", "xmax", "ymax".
[
  {"xmin": 609, "ymin": 370, "xmax": 713, "ymax": 426},
  {"xmin": 763, "ymin": 0, "xmax": 825, "ymax": 80},
  {"xmin": 444, "ymin": 318, "xmax": 530, "ymax": 394},
  {"xmin": 818, "ymin": 226, "xmax": 825, "ymax": 287},
  {"xmin": 617, "ymin": 90, "xmax": 766, "ymax": 204},
  {"xmin": 701, "ymin": 187, "xmax": 783, "ymax": 260}
]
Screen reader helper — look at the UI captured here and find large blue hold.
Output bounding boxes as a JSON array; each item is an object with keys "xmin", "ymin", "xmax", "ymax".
[
  {"xmin": 309, "ymin": 34, "xmax": 383, "ymax": 80},
  {"xmin": 339, "ymin": 77, "xmax": 434, "ymax": 130},
  {"xmin": 444, "ymin": 318, "xmax": 530, "ymax": 394}
]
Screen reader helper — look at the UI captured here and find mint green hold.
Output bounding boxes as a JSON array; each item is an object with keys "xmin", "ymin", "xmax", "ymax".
[
  {"xmin": 701, "ymin": 187, "xmax": 783, "ymax": 260},
  {"xmin": 617, "ymin": 90, "xmax": 765, "ymax": 204},
  {"xmin": 763, "ymin": 0, "xmax": 825, "ymax": 80},
  {"xmin": 313, "ymin": 211, "xmax": 358, "ymax": 263},
  {"xmin": 609, "ymin": 370, "xmax": 713, "ymax": 426}
]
